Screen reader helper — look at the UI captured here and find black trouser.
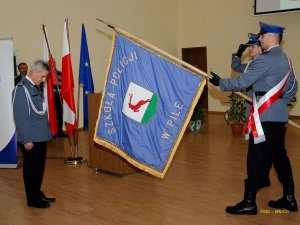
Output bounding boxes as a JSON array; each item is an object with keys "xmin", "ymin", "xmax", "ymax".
[
  {"xmin": 245, "ymin": 122, "xmax": 294, "ymax": 193},
  {"xmin": 54, "ymin": 91, "xmax": 63, "ymax": 133},
  {"xmin": 21, "ymin": 142, "xmax": 47, "ymax": 204}
]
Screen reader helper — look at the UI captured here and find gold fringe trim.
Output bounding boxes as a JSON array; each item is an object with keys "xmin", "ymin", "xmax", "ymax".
[
  {"xmin": 94, "ymin": 31, "xmax": 207, "ymax": 179},
  {"xmin": 93, "ymin": 32, "xmax": 116, "ymax": 144}
]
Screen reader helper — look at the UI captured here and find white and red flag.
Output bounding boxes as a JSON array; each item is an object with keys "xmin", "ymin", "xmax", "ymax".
[
  {"xmin": 43, "ymin": 26, "xmax": 58, "ymax": 136},
  {"xmin": 61, "ymin": 20, "xmax": 77, "ymax": 136}
]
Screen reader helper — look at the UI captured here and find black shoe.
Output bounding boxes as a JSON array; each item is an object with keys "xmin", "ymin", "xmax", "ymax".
[
  {"xmin": 226, "ymin": 191, "xmax": 257, "ymax": 215},
  {"xmin": 28, "ymin": 201, "xmax": 51, "ymax": 208},
  {"xmin": 268, "ymin": 195, "xmax": 298, "ymax": 212},
  {"xmin": 42, "ymin": 196, "xmax": 56, "ymax": 203},
  {"xmin": 226, "ymin": 201, "xmax": 258, "ymax": 215},
  {"xmin": 258, "ymin": 178, "xmax": 271, "ymax": 189}
]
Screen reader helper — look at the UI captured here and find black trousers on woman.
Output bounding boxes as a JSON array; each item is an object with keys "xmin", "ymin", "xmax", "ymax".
[
  {"xmin": 245, "ymin": 122, "xmax": 295, "ymax": 194},
  {"xmin": 21, "ymin": 142, "xmax": 47, "ymax": 205}
]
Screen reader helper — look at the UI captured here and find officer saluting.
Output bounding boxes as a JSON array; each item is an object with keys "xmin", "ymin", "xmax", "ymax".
[
  {"xmin": 231, "ymin": 33, "xmax": 273, "ymax": 190},
  {"xmin": 210, "ymin": 21, "xmax": 298, "ymax": 215},
  {"xmin": 12, "ymin": 60, "xmax": 55, "ymax": 208}
]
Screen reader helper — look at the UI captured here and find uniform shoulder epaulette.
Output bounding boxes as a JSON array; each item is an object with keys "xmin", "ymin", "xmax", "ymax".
[{"xmin": 17, "ymin": 81, "xmax": 24, "ymax": 86}]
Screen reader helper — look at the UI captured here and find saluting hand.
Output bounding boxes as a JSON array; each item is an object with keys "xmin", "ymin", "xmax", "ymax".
[{"xmin": 235, "ymin": 44, "xmax": 248, "ymax": 57}]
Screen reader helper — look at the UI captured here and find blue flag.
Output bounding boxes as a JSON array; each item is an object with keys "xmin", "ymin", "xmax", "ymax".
[
  {"xmin": 94, "ymin": 32, "xmax": 206, "ymax": 178},
  {"xmin": 79, "ymin": 24, "xmax": 94, "ymax": 131}
]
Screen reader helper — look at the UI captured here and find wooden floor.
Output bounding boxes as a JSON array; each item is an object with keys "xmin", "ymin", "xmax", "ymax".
[{"xmin": 0, "ymin": 113, "xmax": 299, "ymax": 225}]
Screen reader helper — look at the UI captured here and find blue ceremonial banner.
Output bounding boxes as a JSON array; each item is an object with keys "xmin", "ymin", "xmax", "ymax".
[
  {"xmin": 79, "ymin": 24, "xmax": 94, "ymax": 131},
  {"xmin": 94, "ymin": 32, "xmax": 206, "ymax": 178}
]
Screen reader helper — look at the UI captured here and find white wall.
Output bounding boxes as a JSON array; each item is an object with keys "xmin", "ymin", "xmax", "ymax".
[
  {"xmin": 0, "ymin": 0, "xmax": 178, "ymax": 127},
  {"xmin": 1, "ymin": 0, "xmax": 299, "ymax": 128},
  {"xmin": 177, "ymin": 0, "xmax": 300, "ymax": 116}
]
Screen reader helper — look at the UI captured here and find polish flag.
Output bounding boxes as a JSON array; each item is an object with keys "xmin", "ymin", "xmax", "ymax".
[
  {"xmin": 43, "ymin": 27, "xmax": 58, "ymax": 136},
  {"xmin": 61, "ymin": 20, "xmax": 77, "ymax": 136}
]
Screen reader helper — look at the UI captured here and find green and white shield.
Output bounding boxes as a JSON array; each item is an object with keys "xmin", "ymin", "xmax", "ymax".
[{"xmin": 122, "ymin": 82, "xmax": 158, "ymax": 124}]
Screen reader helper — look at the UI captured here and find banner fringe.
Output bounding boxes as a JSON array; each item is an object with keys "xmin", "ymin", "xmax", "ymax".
[{"xmin": 93, "ymin": 31, "xmax": 207, "ymax": 179}]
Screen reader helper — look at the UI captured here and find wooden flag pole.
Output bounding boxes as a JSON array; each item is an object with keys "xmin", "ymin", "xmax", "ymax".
[
  {"xmin": 96, "ymin": 18, "xmax": 212, "ymax": 80},
  {"xmin": 64, "ymin": 19, "xmax": 76, "ymax": 159},
  {"xmin": 66, "ymin": 18, "xmax": 79, "ymax": 154},
  {"xmin": 42, "ymin": 24, "xmax": 63, "ymax": 109},
  {"xmin": 64, "ymin": 19, "xmax": 83, "ymax": 165},
  {"xmin": 42, "ymin": 24, "xmax": 51, "ymax": 56},
  {"xmin": 42, "ymin": 24, "xmax": 74, "ymax": 151},
  {"xmin": 42, "ymin": 24, "xmax": 63, "ymax": 116},
  {"xmin": 232, "ymin": 91, "xmax": 300, "ymax": 129},
  {"xmin": 42, "ymin": 24, "xmax": 76, "ymax": 151},
  {"xmin": 96, "ymin": 18, "xmax": 300, "ymax": 130}
]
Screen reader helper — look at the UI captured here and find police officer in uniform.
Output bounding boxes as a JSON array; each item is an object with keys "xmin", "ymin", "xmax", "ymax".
[
  {"xmin": 231, "ymin": 33, "xmax": 272, "ymax": 189},
  {"xmin": 210, "ymin": 21, "xmax": 298, "ymax": 215},
  {"xmin": 231, "ymin": 33, "xmax": 263, "ymax": 75},
  {"xmin": 12, "ymin": 60, "xmax": 56, "ymax": 208}
]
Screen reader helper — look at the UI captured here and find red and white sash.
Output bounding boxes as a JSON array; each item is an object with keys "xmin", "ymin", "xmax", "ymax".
[{"xmin": 245, "ymin": 59, "xmax": 292, "ymax": 144}]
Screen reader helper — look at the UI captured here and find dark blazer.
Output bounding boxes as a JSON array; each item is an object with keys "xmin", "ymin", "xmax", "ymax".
[
  {"xmin": 14, "ymin": 75, "xmax": 22, "ymax": 86},
  {"xmin": 12, "ymin": 76, "xmax": 52, "ymax": 144}
]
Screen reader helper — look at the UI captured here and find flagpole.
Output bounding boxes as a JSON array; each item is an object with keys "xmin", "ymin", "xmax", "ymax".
[
  {"xmin": 64, "ymin": 19, "xmax": 76, "ymax": 155},
  {"xmin": 66, "ymin": 18, "xmax": 77, "ymax": 150},
  {"xmin": 41, "ymin": 24, "xmax": 60, "ymax": 138},
  {"xmin": 232, "ymin": 91, "xmax": 300, "ymax": 129},
  {"xmin": 42, "ymin": 24, "xmax": 61, "ymax": 106},
  {"xmin": 42, "ymin": 24, "xmax": 51, "ymax": 56},
  {"xmin": 42, "ymin": 25, "xmax": 62, "ymax": 109},
  {"xmin": 96, "ymin": 18, "xmax": 212, "ymax": 80},
  {"xmin": 96, "ymin": 18, "xmax": 251, "ymax": 97},
  {"xmin": 96, "ymin": 18, "xmax": 300, "ymax": 130},
  {"xmin": 42, "ymin": 24, "xmax": 60, "ymax": 90},
  {"xmin": 43, "ymin": 23, "xmax": 76, "ymax": 157},
  {"xmin": 64, "ymin": 19, "xmax": 84, "ymax": 165},
  {"xmin": 75, "ymin": 26, "xmax": 82, "ymax": 158}
]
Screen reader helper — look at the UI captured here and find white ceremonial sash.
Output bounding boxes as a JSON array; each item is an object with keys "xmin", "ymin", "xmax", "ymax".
[{"xmin": 245, "ymin": 59, "xmax": 292, "ymax": 144}]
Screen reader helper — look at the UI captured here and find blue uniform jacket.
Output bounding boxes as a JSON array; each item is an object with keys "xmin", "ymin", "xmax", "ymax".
[
  {"xmin": 231, "ymin": 54, "xmax": 248, "ymax": 73},
  {"xmin": 221, "ymin": 46, "xmax": 298, "ymax": 122},
  {"xmin": 12, "ymin": 77, "xmax": 52, "ymax": 144}
]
